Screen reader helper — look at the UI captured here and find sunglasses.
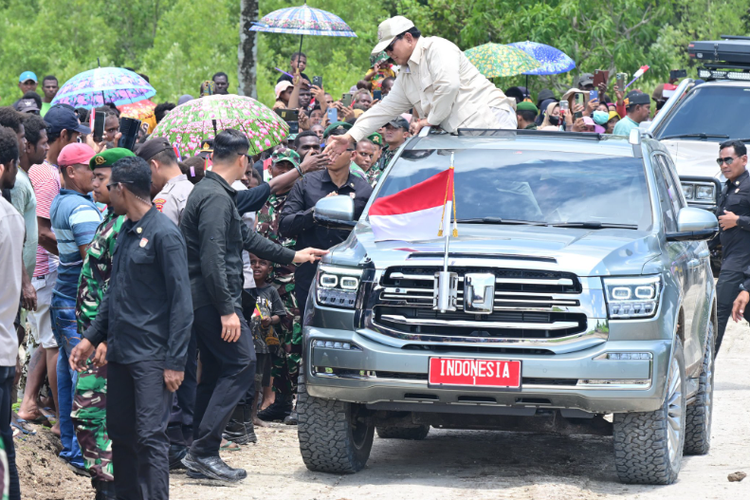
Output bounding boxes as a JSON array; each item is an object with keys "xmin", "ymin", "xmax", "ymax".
[
  {"xmin": 716, "ymin": 156, "xmax": 740, "ymax": 166},
  {"xmin": 385, "ymin": 34, "xmax": 404, "ymax": 53}
]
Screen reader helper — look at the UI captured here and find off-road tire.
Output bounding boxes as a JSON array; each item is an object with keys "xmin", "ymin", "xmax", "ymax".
[
  {"xmin": 376, "ymin": 424, "xmax": 430, "ymax": 440},
  {"xmin": 684, "ymin": 320, "xmax": 715, "ymax": 455},
  {"xmin": 297, "ymin": 380, "xmax": 374, "ymax": 474},
  {"xmin": 613, "ymin": 339, "xmax": 686, "ymax": 485}
]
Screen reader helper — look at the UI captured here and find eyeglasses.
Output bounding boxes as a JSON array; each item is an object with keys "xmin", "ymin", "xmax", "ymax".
[
  {"xmin": 716, "ymin": 156, "xmax": 739, "ymax": 165},
  {"xmin": 385, "ymin": 34, "xmax": 404, "ymax": 53},
  {"xmin": 106, "ymin": 180, "xmax": 135, "ymax": 189}
]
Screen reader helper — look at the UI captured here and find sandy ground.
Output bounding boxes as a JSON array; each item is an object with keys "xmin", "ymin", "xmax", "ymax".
[{"xmin": 19, "ymin": 320, "xmax": 750, "ymax": 500}]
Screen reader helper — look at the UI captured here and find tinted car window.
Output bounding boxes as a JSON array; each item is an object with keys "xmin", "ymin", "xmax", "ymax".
[
  {"xmin": 655, "ymin": 86, "xmax": 750, "ymax": 141},
  {"xmin": 374, "ymin": 149, "xmax": 653, "ymax": 230}
]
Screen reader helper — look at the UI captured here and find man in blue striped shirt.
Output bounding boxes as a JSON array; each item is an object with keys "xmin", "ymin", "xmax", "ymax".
[{"xmin": 49, "ymin": 142, "xmax": 100, "ymax": 475}]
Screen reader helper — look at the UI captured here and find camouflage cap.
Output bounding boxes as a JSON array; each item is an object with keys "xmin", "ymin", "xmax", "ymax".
[
  {"xmin": 271, "ymin": 149, "xmax": 301, "ymax": 169},
  {"xmin": 89, "ymin": 147, "xmax": 136, "ymax": 170},
  {"xmin": 368, "ymin": 132, "xmax": 384, "ymax": 147}
]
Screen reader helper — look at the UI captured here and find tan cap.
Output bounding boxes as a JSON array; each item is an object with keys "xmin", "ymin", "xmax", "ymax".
[{"xmin": 372, "ymin": 16, "xmax": 415, "ymax": 55}]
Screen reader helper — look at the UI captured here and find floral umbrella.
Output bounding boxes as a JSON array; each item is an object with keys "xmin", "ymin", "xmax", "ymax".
[
  {"xmin": 464, "ymin": 43, "xmax": 542, "ymax": 78},
  {"xmin": 117, "ymin": 99, "xmax": 156, "ymax": 134},
  {"xmin": 51, "ymin": 67, "xmax": 155, "ymax": 109},
  {"xmin": 250, "ymin": 2, "xmax": 356, "ymax": 58},
  {"xmin": 150, "ymin": 95, "xmax": 289, "ymax": 159}
]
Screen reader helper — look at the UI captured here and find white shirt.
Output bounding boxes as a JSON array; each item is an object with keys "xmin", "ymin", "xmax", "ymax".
[
  {"xmin": 232, "ymin": 181, "xmax": 256, "ymax": 290},
  {"xmin": 0, "ymin": 196, "xmax": 24, "ymax": 366},
  {"xmin": 350, "ymin": 36, "xmax": 516, "ymax": 141}
]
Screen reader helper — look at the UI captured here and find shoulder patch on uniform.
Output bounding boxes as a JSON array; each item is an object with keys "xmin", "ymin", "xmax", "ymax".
[{"xmin": 154, "ymin": 198, "xmax": 166, "ymax": 212}]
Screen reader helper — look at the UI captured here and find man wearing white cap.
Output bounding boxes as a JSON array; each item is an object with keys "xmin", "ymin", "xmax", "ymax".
[{"xmin": 326, "ymin": 16, "xmax": 517, "ymax": 155}]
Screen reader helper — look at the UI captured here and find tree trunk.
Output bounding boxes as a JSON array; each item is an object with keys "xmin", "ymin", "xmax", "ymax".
[{"xmin": 238, "ymin": 0, "xmax": 259, "ymax": 98}]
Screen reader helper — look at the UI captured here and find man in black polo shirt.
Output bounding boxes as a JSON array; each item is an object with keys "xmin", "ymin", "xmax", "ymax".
[
  {"xmin": 179, "ymin": 129, "xmax": 326, "ymax": 482},
  {"xmin": 279, "ymin": 126, "xmax": 373, "ymax": 316},
  {"xmin": 711, "ymin": 139, "xmax": 750, "ymax": 353},
  {"xmin": 70, "ymin": 156, "xmax": 193, "ymax": 500}
]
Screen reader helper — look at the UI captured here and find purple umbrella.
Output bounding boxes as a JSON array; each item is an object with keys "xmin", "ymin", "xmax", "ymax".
[{"xmin": 51, "ymin": 67, "xmax": 156, "ymax": 109}]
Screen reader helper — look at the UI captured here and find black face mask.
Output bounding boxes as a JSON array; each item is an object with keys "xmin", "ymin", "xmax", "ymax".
[{"xmin": 548, "ymin": 115, "xmax": 560, "ymax": 126}]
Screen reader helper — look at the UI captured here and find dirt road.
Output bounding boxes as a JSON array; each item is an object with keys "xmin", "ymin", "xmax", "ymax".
[
  {"xmin": 168, "ymin": 320, "xmax": 750, "ymax": 500},
  {"xmin": 19, "ymin": 321, "xmax": 749, "ymax": 500}
]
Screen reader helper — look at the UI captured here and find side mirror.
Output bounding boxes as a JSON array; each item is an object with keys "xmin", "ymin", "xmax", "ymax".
[
  {"xmin": 313, "ymin": 195, "xmax": 357, "ymax": 230},
  {"xmin": 666, "ymin": 207, "xmax": 719, "ymax": 241}
]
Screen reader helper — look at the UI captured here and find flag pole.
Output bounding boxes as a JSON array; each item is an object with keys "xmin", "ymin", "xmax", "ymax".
[{"xmin": 435, "ymin": 152, "xmax": 457, "ymax": 313}]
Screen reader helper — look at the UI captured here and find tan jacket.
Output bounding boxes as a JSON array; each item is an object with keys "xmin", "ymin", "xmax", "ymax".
[{"xmin": 350, "ymin": 36, "xmax": 516, "ymax": 142}]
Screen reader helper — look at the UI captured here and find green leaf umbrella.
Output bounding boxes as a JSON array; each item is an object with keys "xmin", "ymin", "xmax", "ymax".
[
  {"xmin": 464, "ymin": 43, "xmax": 542, "ymax": 78},
  {"xmin": 150, "ymin": 95, "xmax": 289, "ymax": 159}
]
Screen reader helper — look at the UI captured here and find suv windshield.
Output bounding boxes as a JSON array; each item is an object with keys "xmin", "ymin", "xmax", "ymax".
[
  {"xmin": 655, "ymin": 85, "xmax": 750, "ymax": 141},
  {"xmin": 373, "ymin": 149, "xmax": 653, "ymax": 230}
]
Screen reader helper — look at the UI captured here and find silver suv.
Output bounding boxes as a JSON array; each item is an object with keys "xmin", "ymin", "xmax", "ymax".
[{"xmin": 297, "ymin": 129, "xmax": 719, "ymax": 485}]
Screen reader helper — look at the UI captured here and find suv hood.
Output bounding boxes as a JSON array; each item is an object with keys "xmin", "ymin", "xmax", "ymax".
[
  {"xmin": 661, "ymin": 139, "xmax": 726, "ymax": 181},
  {"xmin": 329, "ymin": 223, "xmax": 661, "ymax": 277}
]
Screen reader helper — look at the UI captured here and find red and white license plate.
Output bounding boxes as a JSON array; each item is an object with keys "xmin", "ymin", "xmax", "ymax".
[{"xmin": 428, "ymin": 358, "xmax": 521, "ymax": 389}]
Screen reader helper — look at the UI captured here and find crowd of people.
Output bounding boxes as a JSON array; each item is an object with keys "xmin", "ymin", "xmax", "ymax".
[{"xmin": 0, "ymin": 13, "xmax": 729, "ymax": 500}]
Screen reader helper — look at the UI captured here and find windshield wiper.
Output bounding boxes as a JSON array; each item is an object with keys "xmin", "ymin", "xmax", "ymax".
[
  {"xmin": 660, "ymin": 133, "xmax": 729, "ymax": 141},
  {"xmin": 458, "ymin": 217, "xmax": 548, "ymax": 226},
  {"xmin": 551, "ymin": 221, "xmax": 638, "ymax": 230}
]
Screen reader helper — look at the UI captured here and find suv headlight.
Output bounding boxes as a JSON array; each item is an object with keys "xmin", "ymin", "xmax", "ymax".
[
  {"xmin": 602, "ymin": 276, "xmax": 661, "ymax": 319},
  {"xmin": 315, "ymin": 264, "xmax": 363, "ymax": 309},
  {"xmin": 681, "ymin": 183, "xmax": 694, "ymax": 200},
  {"xmin": 695, "ymin": 184, "xmax": 714, "ymax": 201}
]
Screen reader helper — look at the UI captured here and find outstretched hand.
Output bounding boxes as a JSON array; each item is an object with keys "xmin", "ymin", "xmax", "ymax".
[
  {"xmin": 293, "ymin": 247, "xmax": 329, "ymax": 264},
  {"xmin": 323, "ymin": 133, "xmax": 352, "ymax": 162}
]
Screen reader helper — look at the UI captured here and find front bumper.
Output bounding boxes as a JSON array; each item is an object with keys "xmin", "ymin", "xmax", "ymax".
[{"xmin": 304, "ymin": 326, "xmax": 672, "ymax": 415}]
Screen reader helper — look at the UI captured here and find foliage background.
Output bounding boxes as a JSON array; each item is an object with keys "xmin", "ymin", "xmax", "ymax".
[{"xmin": 1, "ymin": 0, "xmax": 749, "ymax": 108}]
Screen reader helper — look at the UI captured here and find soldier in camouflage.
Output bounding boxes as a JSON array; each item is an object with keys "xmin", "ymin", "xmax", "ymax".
[
  {"xmin": 255, "ymin": 149, "xmax": 305, "ymax": 423},
  {"xmin": 72, "ymin": 148, "xmax": 135, "ymax": 500}
]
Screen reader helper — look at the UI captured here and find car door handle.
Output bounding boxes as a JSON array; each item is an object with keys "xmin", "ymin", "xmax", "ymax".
[
  {"xmin": 688, "ymin": 259, "xmax": 701, "ymax": 268},
  {"xmin": 697, "ymin": 249, "xmax": 710, "ymax": 259}
]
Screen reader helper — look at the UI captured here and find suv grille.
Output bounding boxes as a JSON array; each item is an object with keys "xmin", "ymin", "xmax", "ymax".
[{"xmin": 373, "ymin": 267, "xmax": 586, "ymax": 339}]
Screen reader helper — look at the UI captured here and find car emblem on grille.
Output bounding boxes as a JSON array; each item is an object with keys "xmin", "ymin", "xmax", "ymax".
[{"xmin": 464, "ymin": 273, "xmax": 496, "ymax": 314}]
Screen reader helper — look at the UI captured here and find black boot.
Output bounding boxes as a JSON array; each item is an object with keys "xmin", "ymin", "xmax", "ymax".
[
  {"xmin": 223, "ymin": 404, "xmax": 255, "ymax": 444},
  {"xmin": 168, "ymin": 444, "xmax": 188, "ymax": 470},
  {"xmin": 257, "ymin": 395, "xmax": 293, "ymax": 422},
  {"xmin": 94, "ymin": 480, "xmax": 117, "ymax": 500}
]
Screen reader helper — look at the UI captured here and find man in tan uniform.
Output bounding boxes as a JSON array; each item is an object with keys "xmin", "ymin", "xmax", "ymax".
[
  {"xmin": 137, "ymin": 137, "xmax": 194, "ymax": 227},
  {"xmin": 327, "ymin": 15, "xmax": 517, "ymax": 156}
]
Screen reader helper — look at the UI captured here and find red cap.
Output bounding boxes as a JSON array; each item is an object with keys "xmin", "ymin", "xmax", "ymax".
[{"xmin": 58, "ymin": 143, "xmax": 96, "ymax": 167}]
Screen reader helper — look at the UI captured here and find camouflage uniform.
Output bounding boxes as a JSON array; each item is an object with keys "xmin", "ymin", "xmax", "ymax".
[
  {"xmin": 255, "ymin": 192, "xmax": 301, "ymax": 394},
  {"xmin": 71, "ymin": 208, "xmax": 124, "ymax": 483}
]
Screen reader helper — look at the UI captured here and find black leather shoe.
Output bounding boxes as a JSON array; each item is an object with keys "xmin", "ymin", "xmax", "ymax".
[
  {"xmin": 94, "ymin": 480, "xmax": 117, "ymax": 500},
  {"xmin": 168, "ymin": 444, "xmax": 188, "ymax": 470},
  {"xmin": 223, "ymin": 404, "xmax": 255, "ymax": 444},
  {"xmin": 283, "ymin": 408, "xmax": 298, "ymax": 425},
  {"xmin": 186, "ymin": 469, "xmax": 209, "ymax": 480},
  {"xmin": 257, "ymin": 395, "xmax": 293, "ymax": 422},
  {"xmin": 182, "ymin": 452, "xmax": 247, "ymax": 482}
]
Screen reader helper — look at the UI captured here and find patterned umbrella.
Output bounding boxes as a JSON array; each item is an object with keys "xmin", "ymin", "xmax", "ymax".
[
  {"xmin": 150, "ymin": 95, "xmax": 289, "ymax": 159},
  {"xmin": 464, "ymin": 43, "xmax": 542, "ymax": 78},
  {"xmin": 249, "ymin": 3, "xmax": 356, "ymax": 57},
  {"xmin": 118, "ymin": 99, "xmax": 157, "ymax": 134},
  {"xmin": 508, "ymin": 41, "xmax": 576, "ymax": 75},
  {"xmin": 51, "ymin": 67, "xmax": 155, "ymax": 109}
]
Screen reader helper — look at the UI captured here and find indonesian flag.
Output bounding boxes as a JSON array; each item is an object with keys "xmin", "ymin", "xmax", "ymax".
[{"xmin": 370, "ymin": 168, "xmax": 456, "ymax": 242}]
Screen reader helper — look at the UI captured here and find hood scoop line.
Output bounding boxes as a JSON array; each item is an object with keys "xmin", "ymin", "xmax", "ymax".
[{"xmin": 406, "ymin": 252, "xmax": 557, "ymax": 264}]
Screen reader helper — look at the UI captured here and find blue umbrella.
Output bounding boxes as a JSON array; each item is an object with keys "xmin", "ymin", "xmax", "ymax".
[
  {"xmin": 508, "ymin": 41, "xmax": 576, "ymax": 75},
  {"xmin": 250, "ymin": 3, "xmax": 356, "ymax": 57}
]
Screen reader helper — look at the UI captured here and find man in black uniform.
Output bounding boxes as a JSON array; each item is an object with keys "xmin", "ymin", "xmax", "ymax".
[
  {"xmin": 70, "ymin": 156, "xmax": 193, "ymax": 500},
  {"xmin": 279, "ymin": 125, "xmax": 373, "ymax": 317},
  {"xmin": 711, "ymin": 139, "xmax": 750, "ymax": 353},
  {"xmin": 179, "ymin": 129, "xmax": 326, "ymax": 482}
]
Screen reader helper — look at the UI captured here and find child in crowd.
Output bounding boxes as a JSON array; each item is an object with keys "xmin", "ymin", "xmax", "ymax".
[{"xmin": 247, "ymin": 254, "xmax": 286, "ymax": 425}]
